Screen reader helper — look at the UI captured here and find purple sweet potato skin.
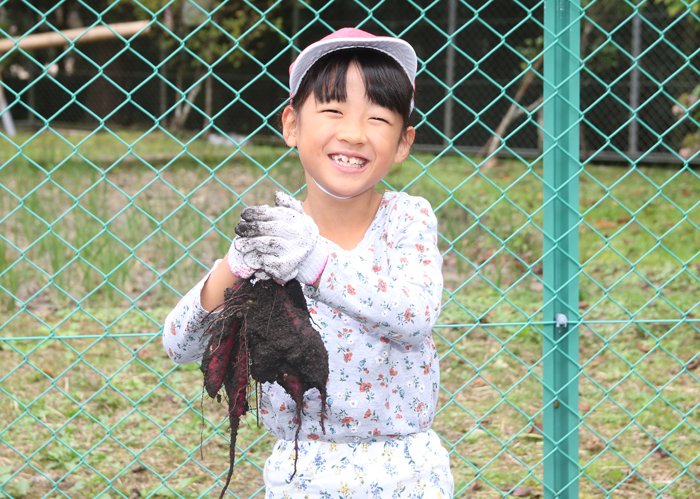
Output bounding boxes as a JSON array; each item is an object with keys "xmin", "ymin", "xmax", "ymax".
[
  {"xmin": 205, "ymin": 278, "xmax": 328, "ymax": 414},
  {"xmin": 202, "ymin": 328, "xmax": 236, "ymax": 399},
  {"xmin": 200, "ymin": 280, "xmax": 246, "ymax": 399},
  {"xmin": 202, "ymin": 278, "xmax": 330, "ymax": 489},
  {"xmin": 241, "ymin": 279, "xmax": 329, "ymax": 479},
  {"xmin": 218, "ymin": 334, "xmax": 249, "ymax": 499}
]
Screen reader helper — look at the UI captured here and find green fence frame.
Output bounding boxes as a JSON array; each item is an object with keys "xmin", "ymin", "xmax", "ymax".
[
  {"xmin": 1, "ymin": 1, "xmax": 700, "ymax": 498},
  {"xmin": 542, "ymin": 1, "xmax": 580, "ymax": 497}
]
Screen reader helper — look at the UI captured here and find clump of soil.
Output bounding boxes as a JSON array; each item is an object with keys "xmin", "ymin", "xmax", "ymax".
[{"xmin": 201, "ymin": 278, "xmax": 329, "ymax": 497}]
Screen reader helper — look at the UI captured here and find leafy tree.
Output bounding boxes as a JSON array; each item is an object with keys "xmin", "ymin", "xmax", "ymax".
[
  {"xmin": 481, "ymin": 0, "xmax": 636, "ymax": 167},
  {"xmin": 124, "ymin": 0, "xmax": 284, "ymax": 131},
  {"xmin": 0, "ymin": 0, "xmax": 283, "ymax": 131},
  {"xmin": 671, "ymin": 84, "xmax": 700, "ymax": 160},
  {"xmin": 655, "ymin": 0, "xmax": 700, "ymax": 16},
  {"xmin": 654, "ymin": 0, "xmax": 700, "ymax": 160}
]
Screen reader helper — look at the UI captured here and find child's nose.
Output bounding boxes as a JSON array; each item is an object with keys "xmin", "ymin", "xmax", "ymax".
[{"xmin": 336, "ymin": 118, "xmax": 366, "ymax": 144}]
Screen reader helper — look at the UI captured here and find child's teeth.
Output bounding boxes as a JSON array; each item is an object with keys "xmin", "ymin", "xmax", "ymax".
[{"xmin": 332, "ymin": 154, "xmax": 365, "ymax": 167}]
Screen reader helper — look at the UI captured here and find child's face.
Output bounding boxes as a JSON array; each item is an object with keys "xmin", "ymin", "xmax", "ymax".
[{"xmin": 283, "ymin": 62, "xmax": 415, "ymax": 200}]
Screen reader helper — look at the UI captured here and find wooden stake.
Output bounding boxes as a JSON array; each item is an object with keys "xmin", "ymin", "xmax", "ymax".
[
  {"xmin": 0, "ymin": 73, "xmax": 16, "ymax": 136},
  {"xmin": 0, "ymin": 21, "xmax": 150, "ymax": 53}
]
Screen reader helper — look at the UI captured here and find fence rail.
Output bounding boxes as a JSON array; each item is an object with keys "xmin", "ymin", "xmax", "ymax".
[{"xmin": 1, "ymin": 1, "xmax": 699, "ymax": 498}]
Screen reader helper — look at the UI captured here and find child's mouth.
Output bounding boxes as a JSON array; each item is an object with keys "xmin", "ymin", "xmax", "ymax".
[{"xmin": 329, "ymin": 153, "xmax": 368, "ymax": 169}]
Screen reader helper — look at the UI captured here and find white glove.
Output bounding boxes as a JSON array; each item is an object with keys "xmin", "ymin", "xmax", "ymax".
[
  {"xmin": 226, "ymin": 237, "xmax": 256, "ymax": 279},
  {"xmin": 234, "ymin": 191, "xmax": 328, "ymax": 284}
]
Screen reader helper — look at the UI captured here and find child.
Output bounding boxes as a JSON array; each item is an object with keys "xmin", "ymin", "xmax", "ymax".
[{"xmin": 163, "ymin": 28, "xmax": 453, "ymax": 498}]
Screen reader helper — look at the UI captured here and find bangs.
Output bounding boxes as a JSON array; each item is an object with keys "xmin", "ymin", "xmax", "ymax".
[{"xmin": 292, "ymin": 48, "xmax": 414, "ymax": 127}]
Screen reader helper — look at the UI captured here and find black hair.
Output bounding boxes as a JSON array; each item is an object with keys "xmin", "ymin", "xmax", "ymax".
[{"xmin": 291, "ymin": 48, "xmax": 414, "ymax": 129}]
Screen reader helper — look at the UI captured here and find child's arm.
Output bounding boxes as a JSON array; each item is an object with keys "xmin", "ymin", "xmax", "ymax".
[
  {"xmin": 163, "ymin": 245, "xmax": 247, "ymax": 364},
  {"xmin": 200, "ymin": 252, "xmax": 239, "ymax": 311},
  {"xmin": 162, "ymin": 259, "xmax": 223, "ymax": 364},
  {"xmin": 307, "ymin": 197, "xmax": 443, "ymax": 347}
]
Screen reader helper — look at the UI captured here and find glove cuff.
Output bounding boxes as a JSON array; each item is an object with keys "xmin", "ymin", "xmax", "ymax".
[
  {"xmin": 297, "ymin": 240, "xmax": 329, "ymax": 285},
  {"xmin": 227, "ymin": 239, "xmax": 255, "ymax": 279}
]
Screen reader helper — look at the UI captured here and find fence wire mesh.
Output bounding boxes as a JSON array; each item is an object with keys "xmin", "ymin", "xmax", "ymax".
[{"xmin": 0, "ymin": 1, "xmax": 699, "ymax": 498}]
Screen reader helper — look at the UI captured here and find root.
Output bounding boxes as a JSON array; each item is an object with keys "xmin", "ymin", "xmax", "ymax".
[
  {"xmin": 200, "ymin": 279, "xmax": 329, "ymax": 492},
  {"xmin": 320, "ymin": 390, "xmax": 327, "ymax": 435},
  {"xmin": 219, "ymin": 415, "xmax": 240, "ymax": 499},
  {"xmin": 290, "ymin": 401, "xmax": 303, "ymax": 480}
]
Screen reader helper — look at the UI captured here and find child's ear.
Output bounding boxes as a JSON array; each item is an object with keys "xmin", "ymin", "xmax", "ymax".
[
  {"xmin": 394, "ymin": 126, "xmax": 415, "ymax": 164},
  {"xmin": 282, "ymin": 106, "xmax": 298, "ymax": 147}
]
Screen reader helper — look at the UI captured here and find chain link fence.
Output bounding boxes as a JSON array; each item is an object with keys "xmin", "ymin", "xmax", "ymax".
[
  {"xmin": 1, "ymin": 1, "xmax": 699, "ymax": 498},
  {"xmin": 2, "ymin": 1, "xmax": 698, "ymax": 163}
]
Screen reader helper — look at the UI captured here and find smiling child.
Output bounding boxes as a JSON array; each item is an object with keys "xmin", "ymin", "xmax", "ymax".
[{"xmin": 164, "ymin": 28, "xmax": 454, "ymax": 498}]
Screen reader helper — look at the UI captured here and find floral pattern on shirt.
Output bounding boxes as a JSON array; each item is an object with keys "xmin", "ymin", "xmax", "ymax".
[
  {"xmin": 162, "ymin": 258, "xmax": 223, "ymax": 364},
  {"xmin": 264, "ymin": 429, "xmax": 453, "ymax": 498}
]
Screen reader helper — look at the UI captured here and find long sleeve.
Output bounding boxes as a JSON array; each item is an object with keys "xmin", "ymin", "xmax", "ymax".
[
  {"xmin": 260, "ymin": 192, "xmax": 443, "ymax": 442},
  {"xmin": 162, "ymin": 259, "xmax": 223, "ymax": 364},
  {"xmin": 304, "ymin": 194, "xmax": 442, "ymax": 347}
]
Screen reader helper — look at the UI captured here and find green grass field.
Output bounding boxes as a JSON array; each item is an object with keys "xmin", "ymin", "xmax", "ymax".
[{"xmin": 1, "ymin": 130, "xmax": 699, "ymax": 498}]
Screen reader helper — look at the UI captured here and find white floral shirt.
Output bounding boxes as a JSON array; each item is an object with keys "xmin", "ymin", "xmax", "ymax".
[{"xmin": 163, "ymin": 191, "xmax": 443, "ymax": 444}]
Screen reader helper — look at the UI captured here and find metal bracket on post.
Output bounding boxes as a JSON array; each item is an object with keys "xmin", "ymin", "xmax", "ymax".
[
  {"xmin": 543, "ymin": 0, "xmax": 581, "ymax": 498},
  {"xmin": 555, "ymin": 314, "xmax": 568, "ymax": 328}
]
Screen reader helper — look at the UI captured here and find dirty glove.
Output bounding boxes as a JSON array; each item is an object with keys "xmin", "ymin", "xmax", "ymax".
[
  {"xmin": 226, "ymin": 237, "xmax": 258, "ymax": 279},
  {"xmin": 234, "ymin": 191, "xmax": 328, "ymax": 284}
]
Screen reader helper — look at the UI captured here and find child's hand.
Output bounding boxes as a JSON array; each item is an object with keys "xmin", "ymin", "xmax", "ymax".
[
  {"xmin": 226, "ymin": 237, "xmax": 257, "ymax": 279},
  {"xmin": 234, "ymin": 191, "xmax": 328, "ymax": 284}
]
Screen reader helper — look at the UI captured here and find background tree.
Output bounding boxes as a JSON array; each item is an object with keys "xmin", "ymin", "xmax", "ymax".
[
  {"xmin": 479, "ymin": 0, "xmax": 631, "ymax": 167},
  {"xmin": 0, "ymin": 0, "xmax": 283, "ymax": 132},
  {"xmin": 125, "ymin": 0, "xmax": 283, "ymax": 132},
  {"xmin": 671, "ymin": 84, "xmax": 700, "ymax": 159},
  {"xmin": 655, "ymin": 0, "xmax": 700, "ymax": 160}
]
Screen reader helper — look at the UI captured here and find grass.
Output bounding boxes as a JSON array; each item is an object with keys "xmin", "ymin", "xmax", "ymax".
[{"xmin": 1, "ymin": 129, "xmax": 699, "ymax": 498}]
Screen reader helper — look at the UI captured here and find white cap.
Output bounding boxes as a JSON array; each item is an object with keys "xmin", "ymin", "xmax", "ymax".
[{"xmin": 289, "ymin": 27, "xmax": 417, "ymax": 113}]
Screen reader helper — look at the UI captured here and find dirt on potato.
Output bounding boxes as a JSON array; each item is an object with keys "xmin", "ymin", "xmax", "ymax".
[{"xmin": 201, "ymin": 278, "xmax": 329, "ymax": 498}]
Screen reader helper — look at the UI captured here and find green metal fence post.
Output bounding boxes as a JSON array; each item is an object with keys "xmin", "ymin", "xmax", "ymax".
[{"xmin": 542, "ymin": 0, "xmax": 581, "ymax": 498}]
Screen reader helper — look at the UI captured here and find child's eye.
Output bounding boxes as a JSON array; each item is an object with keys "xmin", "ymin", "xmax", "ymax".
[
  {"xmin": 371, "ymin": 117, "xmax": 390, "ymax": 124},
  {"xmin": 322, "ymin": 109, "xmax": 342, "ymax": 115}
]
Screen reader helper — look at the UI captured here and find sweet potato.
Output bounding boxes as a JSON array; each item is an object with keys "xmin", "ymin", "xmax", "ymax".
[
  {"xmin": 201, "ymin": 278, "xmax": 329, "ymax": 494},
  {"xmin": 200, "ymin": 279, "xmax": 245, "ymax": 400},
  {"xmin": 218, "ymin": 332, "xmax": 249, "ymax": 498}
]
